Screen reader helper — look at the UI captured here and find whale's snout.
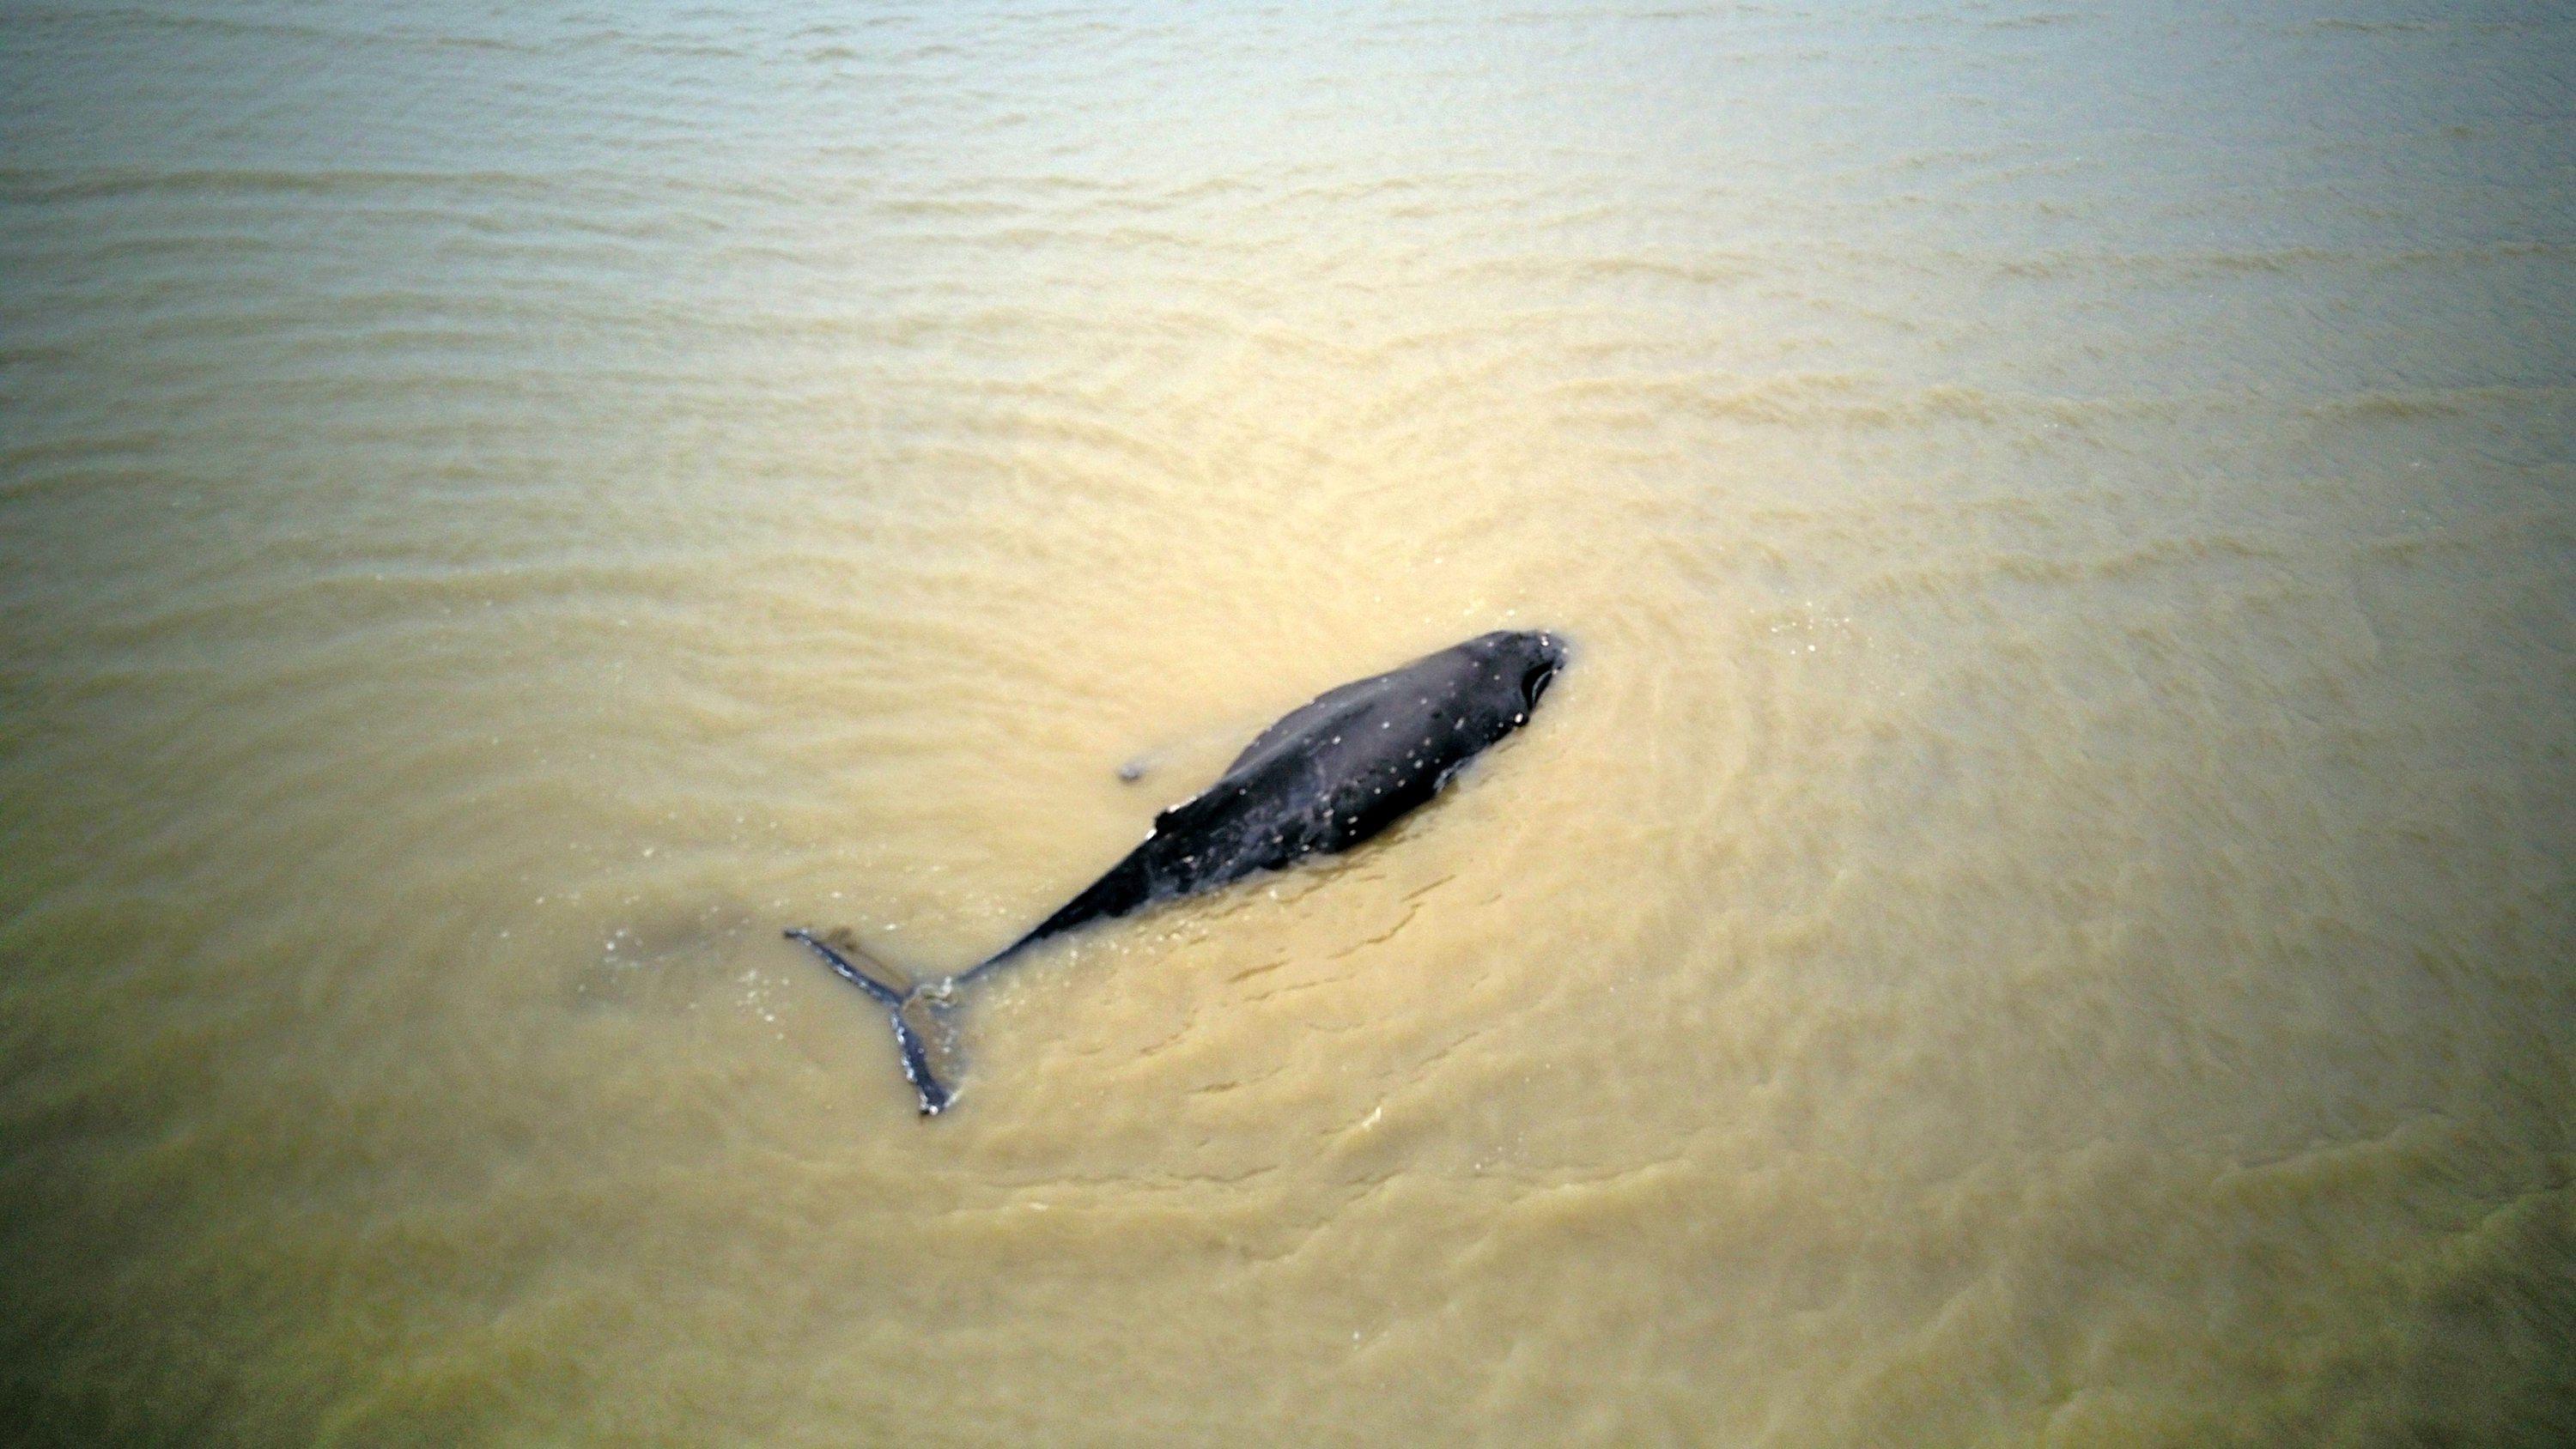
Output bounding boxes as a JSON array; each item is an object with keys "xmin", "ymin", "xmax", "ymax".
[
  {"xmin": 1520, "ymin": 657, "xmax": 1558, "ymax": 709},
  {"xmin": 1516, "ymin": 631, "xmax": 1567, "ymax": 710}
]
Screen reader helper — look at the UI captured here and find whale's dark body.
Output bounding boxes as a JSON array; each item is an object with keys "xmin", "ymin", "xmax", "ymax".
[{"xmin": 788, "ymin": 628, "xmax": 1568, "ymax": 1114}]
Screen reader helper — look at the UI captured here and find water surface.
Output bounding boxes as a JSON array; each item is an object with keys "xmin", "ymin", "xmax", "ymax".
[{"xmin": 3, "ymin": 0, "xmax": 2573, "ymax": 1442}]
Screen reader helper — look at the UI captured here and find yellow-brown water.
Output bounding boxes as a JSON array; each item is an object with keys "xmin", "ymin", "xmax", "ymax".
[{"xmin": 4, "ymin": 1, "xmax": 2573, "ymax": 1442}]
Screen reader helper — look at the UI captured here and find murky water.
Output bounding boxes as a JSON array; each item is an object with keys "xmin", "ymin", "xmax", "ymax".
[{"xmin": 5, "ymin": 1, "xmax": 2573, "ymax": 1442}]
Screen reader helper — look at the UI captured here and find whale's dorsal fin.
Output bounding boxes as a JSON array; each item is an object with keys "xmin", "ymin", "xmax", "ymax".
[{"xmin": 1224, "ymin": 680, "xmax": 1382, "ymax": 776}]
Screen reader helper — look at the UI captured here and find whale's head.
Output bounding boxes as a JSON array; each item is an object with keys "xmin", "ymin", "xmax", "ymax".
[{"xmin": 1467, "ymin": 629, "xmax": 1569, "ymax": 715}]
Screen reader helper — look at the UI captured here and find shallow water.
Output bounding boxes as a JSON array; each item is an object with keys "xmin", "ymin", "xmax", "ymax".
[{"xmin": 4, "ymin": 0, "xmax": 2574, "ymax": 1442}]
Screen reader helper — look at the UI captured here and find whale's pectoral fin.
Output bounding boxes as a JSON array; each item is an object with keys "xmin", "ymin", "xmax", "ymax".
[{"xmin": 786, "ymin": 928, "xmax": 962, "ymax": 1115}]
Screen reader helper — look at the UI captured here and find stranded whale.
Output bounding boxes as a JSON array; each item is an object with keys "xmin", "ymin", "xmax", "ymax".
[{"xmin": 787, "ymin": 628, "xmax": 1569, "ymax": 1114}]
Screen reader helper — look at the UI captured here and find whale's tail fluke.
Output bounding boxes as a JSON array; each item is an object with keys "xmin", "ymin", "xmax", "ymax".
[{"xmin": 785, "ymin": 928, "xmax": 960, "ymax": 1115}]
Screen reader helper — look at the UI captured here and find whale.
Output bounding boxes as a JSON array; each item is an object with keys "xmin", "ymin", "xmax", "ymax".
[{"xmin": 787, "ymin": 628, "xmax": 1569, "ymax": 1115}]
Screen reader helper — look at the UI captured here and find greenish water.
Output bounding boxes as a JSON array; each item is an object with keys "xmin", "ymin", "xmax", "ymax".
[{"xmin": 3, "ymin": 1, "xmax": 2573, "ymax": 1442}]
